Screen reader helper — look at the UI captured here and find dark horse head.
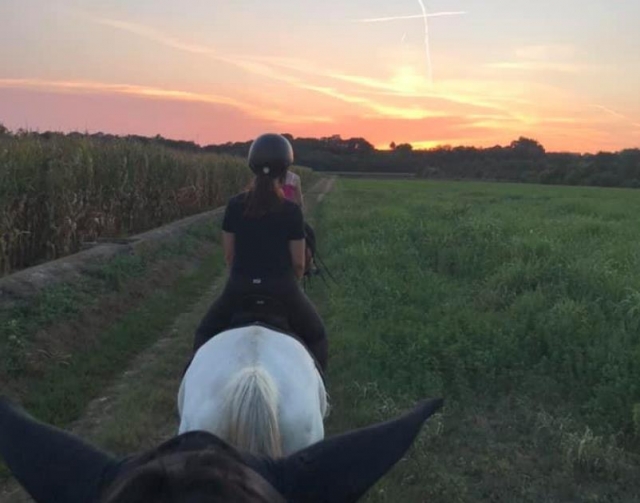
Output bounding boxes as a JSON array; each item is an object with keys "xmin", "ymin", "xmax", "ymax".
[
  {"xmin": 102, "ymin": 398, "xmax": 444, "ymax": 503},
  {"xmin": 0, "ymin": 396, "xmax": 443, "ymax": 503}
]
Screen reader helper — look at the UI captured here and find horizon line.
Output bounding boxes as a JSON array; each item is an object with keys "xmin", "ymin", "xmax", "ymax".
[{"xmin": 0, "ymin": 125, "xmax": 635, "ymax": 155}]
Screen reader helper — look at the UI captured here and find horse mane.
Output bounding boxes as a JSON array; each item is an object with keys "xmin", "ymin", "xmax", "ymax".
[
  {"xmin": 217, "ymin": 366, "xmax": 282, "ymax": 458},
  {"xmin": 178, "ymin": 326, "xmax": 328, "ymax": 458}
]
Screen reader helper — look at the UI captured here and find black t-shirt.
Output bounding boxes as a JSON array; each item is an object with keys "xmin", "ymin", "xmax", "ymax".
[{"xmin": 222, "ymin": 193, "xmax": 305, "ymax": 278}]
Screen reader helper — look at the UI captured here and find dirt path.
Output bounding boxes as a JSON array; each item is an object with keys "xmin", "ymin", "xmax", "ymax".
[
  {"xmin": 0, "ymin": 176, "xmax": 336, "ymax": 503},
  {"xmin": 73, "ymin": 175, "xmax": 335, "ymax": 440}
]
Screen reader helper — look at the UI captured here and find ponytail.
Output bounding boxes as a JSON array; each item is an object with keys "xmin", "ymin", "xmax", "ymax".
[{"xmin": 244, "ymin": 175, "xmax": 284, "ymax": 218}]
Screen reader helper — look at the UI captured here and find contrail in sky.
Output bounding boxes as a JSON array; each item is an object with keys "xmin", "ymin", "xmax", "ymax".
[
  {"xmin": 354, "ymin": 7, "xmax": 466, "ymax": 84},
  {"xmin": 592, "ymin": 104, "xmax": 640, "ymax": 127},
  {"xmin": 416, "ymin": 0, "xmax": 432, "ymax": 83},
  {"xmin": 355, "ymin": 11, "xmax": 466, "ymax": 23},
  {"xmin": 593, "ymin": 104, "xmax": 627, "ymax": 120}
]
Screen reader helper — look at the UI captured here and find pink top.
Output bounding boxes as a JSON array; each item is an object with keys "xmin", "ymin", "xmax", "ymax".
[
  {"xmin": 282, "ymin": 184, "xmax": 296, "ymax": 201},
  {"xmin": 282, "ymin": 171, "xmax": 300, "ymax": 203}
]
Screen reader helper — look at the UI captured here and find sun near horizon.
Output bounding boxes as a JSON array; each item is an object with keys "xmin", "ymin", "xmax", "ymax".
[{"xmin": 1, "ymin": 1, "xmax": 639, "ymax": 154}]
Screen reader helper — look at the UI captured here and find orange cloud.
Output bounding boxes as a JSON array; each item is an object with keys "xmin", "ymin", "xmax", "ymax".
[
  {"xmin": 76, "ymin": 12, "xmax": 515, "ymax": 121},
  {"xmin": 0, "ymin": 86, "xmax": 270, "ymax": 143},
  {"xmin": 0, "ymin": 79, "xmax": 332, "ymax": 125},
  {"xmin": 249, "ymin": 55, "xmax": 542, "ymax": 110},
  {"xmin": 79, "ymin": 10, "xmax": 589, "ymax": 129},
  {"xmin": 294, "ymin": 83, "xmax": 449, "ymax": 120}
]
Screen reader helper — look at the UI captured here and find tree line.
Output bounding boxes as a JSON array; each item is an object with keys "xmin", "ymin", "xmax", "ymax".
[
  {"xmin": 2, "ymin": 125, "xmax": 639, "ymax": 189},
  {"xmin": 207, "ymin": 134, "xmax": 640, "ymax": 189}
]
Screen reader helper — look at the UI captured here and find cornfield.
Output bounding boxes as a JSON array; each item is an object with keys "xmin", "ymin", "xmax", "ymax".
[{"xmin": 0, "ymin": 133, "xmax": 315, "ymax": 276}]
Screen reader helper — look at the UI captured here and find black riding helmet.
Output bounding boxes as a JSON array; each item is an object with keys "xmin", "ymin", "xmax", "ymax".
[{"xmin": 248, "ymin": 133, "xmax": 294, "ymax": 179}]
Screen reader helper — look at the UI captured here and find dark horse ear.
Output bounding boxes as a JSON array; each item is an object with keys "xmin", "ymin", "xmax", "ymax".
[{"xmin": 269, "ymin": 398, "xmax": 443, "ymax": 503}]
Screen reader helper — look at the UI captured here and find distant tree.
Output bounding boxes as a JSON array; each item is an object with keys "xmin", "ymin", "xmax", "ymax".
[
  {"xmin": 394, "ymin": 143, "xmax": 413, "ymax": 152},
  {"xmin": 0, "ymin": 123, "xmax": 9, "ymax": 136},
  {"xmin": 618, "ymin": 149, "xmax": 640, "ymax": 181},
  {"xmin": 389, "ymin": 141, "xmax": 396, "ymax": 150},
  {"xmin": 347, "ymin": 137, "xmax": 374, "ymax": 152},
  {"xmin": 509, "ymin": 137, "xmax": 545, "ymax": 157}
]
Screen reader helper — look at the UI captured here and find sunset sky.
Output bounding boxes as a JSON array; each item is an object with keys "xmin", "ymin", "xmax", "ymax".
[{"xmin": 1, "ymin": 0, "xmax": 639, "ymax": 152}]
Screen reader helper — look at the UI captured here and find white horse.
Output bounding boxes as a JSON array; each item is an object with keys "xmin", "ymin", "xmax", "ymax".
[{"xmin": 177, "ymin": 323, "xmax": 328, "ymax": 457}]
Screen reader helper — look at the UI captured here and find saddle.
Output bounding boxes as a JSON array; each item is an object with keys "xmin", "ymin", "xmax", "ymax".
[
  {"xmin": 229, "ymin": 294, "xmax": 290, "ymax": 332},
  {"xmin": 228, "ymin": 294, "xmax": 326, "ymax": 383}
]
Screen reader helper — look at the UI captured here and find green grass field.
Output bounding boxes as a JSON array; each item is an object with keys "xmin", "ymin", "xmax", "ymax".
[
  {"xmin": 3, "ymin": 177, "xmax": 640, "ymax": 502},
  {"xmin": 311, "ymin": 179, "xmax": 640, "ymax": 502}
]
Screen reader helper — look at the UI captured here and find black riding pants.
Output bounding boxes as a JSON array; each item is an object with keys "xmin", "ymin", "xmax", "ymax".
[{"xmin": 193, "ymin": 274, "xmax": 328, "ymax": 370}]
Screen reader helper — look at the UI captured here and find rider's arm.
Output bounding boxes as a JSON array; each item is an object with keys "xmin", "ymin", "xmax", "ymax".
[
  {"xmin": 223, "ymin": 231, "xmax": 235, "ymax": 267},
  {"xmin": 289, "ymin": 239, "xmax": 306, "ymax": 279},
  {"xmin": 293, "ymin": 174, "xmax": 304, "ymax": 209},
  {"xmin": 294, "ymin": 184, "xmax": 304, "ymax": 209},
  {"xmin": 288, "ymin": 203, "xmax": 306, "ymax": 279},
  {"xmin": 222, "ymin": 198, "xmax": 238, "ymax": 268}
]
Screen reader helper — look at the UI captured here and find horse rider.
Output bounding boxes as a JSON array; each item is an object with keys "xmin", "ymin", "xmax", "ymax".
[
  {"xmin": 279, "ymin": 169, "xmax": 303, "ymax": 207},
  {"xmin": 278, "ymin": 168, "xmax": 318, "ymax": 276},
  {"xmin": 192, "ymin": 133, "xmax": 328, "ymax": 371}
]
